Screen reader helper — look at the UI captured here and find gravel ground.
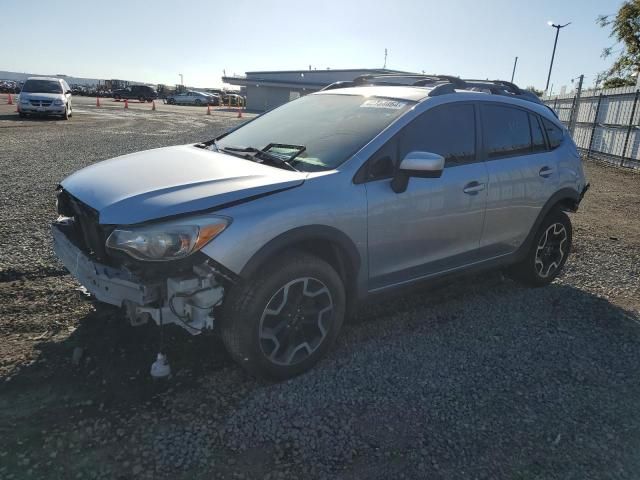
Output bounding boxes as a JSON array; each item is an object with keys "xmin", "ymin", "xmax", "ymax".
[{"xmin": 1, "ymin": 102, "xmax": 639, "ymax": 479}]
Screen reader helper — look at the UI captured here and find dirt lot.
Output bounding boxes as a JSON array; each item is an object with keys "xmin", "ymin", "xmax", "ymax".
[{"xmin": 1, "ymin": 97, "xmax": 639, "ymax": 480}]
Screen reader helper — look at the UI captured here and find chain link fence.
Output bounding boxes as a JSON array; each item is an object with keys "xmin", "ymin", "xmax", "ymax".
[{"xmin": 543, "ymin": 85, "xmax": 640, "ymax": 169}]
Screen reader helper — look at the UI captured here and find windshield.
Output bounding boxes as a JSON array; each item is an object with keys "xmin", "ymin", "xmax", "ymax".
[
  {"xmin": 21, "ymin": 79, "xmax": 62, "ymax": 94},
  {"xmin": 216, "ymin": 93, "xmax": 413, "ymax": 171}
]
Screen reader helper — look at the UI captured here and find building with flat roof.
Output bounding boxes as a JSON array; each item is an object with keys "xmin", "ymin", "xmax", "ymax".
[{"xmin": 222, "ymin": 68, "xmax": 412, "ymax": 111}]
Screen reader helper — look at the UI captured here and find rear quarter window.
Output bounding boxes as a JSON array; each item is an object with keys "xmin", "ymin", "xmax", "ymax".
[{"xmin": 542, "ymin": 117, "xmax": 564, "ymax": 149}]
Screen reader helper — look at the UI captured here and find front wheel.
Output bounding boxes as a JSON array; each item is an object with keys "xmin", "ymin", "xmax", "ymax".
[
  {"xmin": 221, "ymin": 252, "xmax": 345, "ymax": 380},
  {"xmin": 508, "ymin": 209, "xmax": 572, "ymax": 287}
]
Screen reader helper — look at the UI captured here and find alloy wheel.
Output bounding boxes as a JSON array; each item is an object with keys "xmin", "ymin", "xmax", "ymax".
[
  {"xmin": 258, "ymin": 277, "xmax": 334, "ymax": 366},
  {"xmin": 535, "ymin": 222, "xmax": 568, "ymax": 278}
]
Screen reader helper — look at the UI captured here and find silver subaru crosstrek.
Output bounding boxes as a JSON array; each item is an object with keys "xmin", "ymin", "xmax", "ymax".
[{"xmin": 52, "ymin": 75, "xmax": 588, "ymax": 379}]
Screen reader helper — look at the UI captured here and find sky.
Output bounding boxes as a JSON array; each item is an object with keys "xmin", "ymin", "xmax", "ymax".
[{"xmin": 0, "ymin": 0, "xmax": 627, "ymax": 92}]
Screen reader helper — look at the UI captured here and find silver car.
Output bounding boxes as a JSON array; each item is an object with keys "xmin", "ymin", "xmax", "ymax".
[
  {"xmin": 52, "ymin": 75, "xmax": 588, "ymax": 379},
  {"xmin": 18, "ymin": 77, "xmax": 73, "ymax": 119},
  {"xmin": 166, "ymin": 90, "xmax": 218, "ymax": 106}
]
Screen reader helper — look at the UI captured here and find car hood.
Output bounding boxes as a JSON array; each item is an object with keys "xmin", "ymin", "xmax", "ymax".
[{"xmin": 61, "ymin": 145, "xmax": 307, "ymax": 225}]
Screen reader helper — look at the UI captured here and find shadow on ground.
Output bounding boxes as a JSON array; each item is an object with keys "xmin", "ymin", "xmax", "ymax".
[{"xmin": 1, "ymin": 274, "xmax": 639, "ymax": 479}]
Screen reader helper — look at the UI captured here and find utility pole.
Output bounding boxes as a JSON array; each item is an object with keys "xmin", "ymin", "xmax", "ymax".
[
  {"xmin": 511, "ymin": 56, "xmax": 518, "ymax": 83},
  {"xmin": 545, "ymin": 22, "xmax": 571, "ymax": 94},
  {"xmin": 383, "ymin": 48, "xmax": 388, "ymax": 69},
  {"xmin": 179, "ymin": 73, "xmax": 183, "ymax": 86}
]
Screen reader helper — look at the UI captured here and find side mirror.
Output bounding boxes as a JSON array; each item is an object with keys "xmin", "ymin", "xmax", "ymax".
[{"xmin": 391, "ymin": 151, "xmax": 445, "ymax": 193}]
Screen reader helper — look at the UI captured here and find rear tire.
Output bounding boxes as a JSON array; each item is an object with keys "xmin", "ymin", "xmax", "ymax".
[
  {"xmin": 220, "ymin": 251, "xmax": 345, "ymax": 380},
  {"xmin": 508, "ymin": 209, "xmax": 572, "ymax": 287}
]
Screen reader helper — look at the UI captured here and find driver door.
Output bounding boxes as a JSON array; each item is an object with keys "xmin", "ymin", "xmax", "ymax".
[{"xmin": 364, "ymin": 103, "xmax": 488, "ymax": 291}]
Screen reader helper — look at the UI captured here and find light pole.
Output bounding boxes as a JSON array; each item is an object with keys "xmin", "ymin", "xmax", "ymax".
[
  {"xmin": 511, "ymin": 56, "xmax": 518, "ymax": 83},
  {"xmin": 179, "ymin": 73, "xmax": 183, "ymax": 86},
  {"xmin": 545, "ymin": 21, "xmax": 571, "ymax": 94}
]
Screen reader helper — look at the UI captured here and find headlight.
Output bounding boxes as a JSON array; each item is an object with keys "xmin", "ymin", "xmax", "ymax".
[
  {"xmin": 20, "ymin": 98, "xmax": 30, "ymax": 104},
  {"xmin": 53, "ymin": 99, "xmax": 64, "ymax": 105},
  {"xmin": 106, "ymin": 215, "xmax": 229, "ymax": 262}
]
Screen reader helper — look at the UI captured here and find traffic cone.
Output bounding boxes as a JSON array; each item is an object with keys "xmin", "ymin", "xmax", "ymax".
[
  {"xmin": 151, "ymin": 100, "xmax": 156, "ymax": 111},
  {"xmin": 7, "ymin": 93, "xmax": 13, "ymax": 105},
  {"xmin": 96, "ymin": 96, "xmax": 101, "ymax": 107},
  {"xmin": 237, "ymin": 107, "xmax": 242, "ymax": 118},
  {"xmin": 206, "ymin": 104, "xmax": 211, "ymax": 116},
  {"xmin": 124, "ymin": 99, "xmax": 129, "ymax": 109}
]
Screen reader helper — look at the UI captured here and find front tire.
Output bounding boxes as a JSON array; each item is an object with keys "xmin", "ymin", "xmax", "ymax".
[
  {"xmin": 509, "ymin": 209, "xmax": 572, "ymax": 287},
  {"xmin": 221, "ymin": 252, "xmax": 345, "ymax": 380}
]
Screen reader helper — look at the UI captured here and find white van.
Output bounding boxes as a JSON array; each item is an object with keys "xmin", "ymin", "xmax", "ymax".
[{"xmin": 18, "ymin": 77, "xmax": 73, "ymax": 120}]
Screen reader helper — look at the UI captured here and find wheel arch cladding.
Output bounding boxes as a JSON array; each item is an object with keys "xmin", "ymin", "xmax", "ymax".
[
  {"xmin": 517, "ymin": 187, "xmax": 579, "ymax": 258},
  {"xmin": 239, "ymin": 225, "xmax": 361, "ymax": 303}
]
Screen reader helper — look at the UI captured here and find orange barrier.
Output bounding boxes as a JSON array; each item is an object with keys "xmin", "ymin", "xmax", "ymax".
[
  {"xmin": 237, "ymin": 107, "xmax": 242, "ymax": 118},
  {"xmin": 7, "ymin": 93, "xmax": 13, "ymax": 105},
  {"xmin": 206, "ymin": 104, "xmax": 211, "ymax": 115},
  {"xmin": 124, "ymin": 99, "xmax": 129, "ymax": 109},
  {"xmin": 152, "ymin": 100, "xmax": 156, "ymax": 111},
  {"xmin": 96, "ymin": 96, "xmax": 101, "ymax": 107}
]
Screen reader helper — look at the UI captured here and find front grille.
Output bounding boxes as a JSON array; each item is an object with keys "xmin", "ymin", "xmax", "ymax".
[
  {"xmin": 57, "ymin": 190, "xmax": 111, "ymax": 261},
  {"xmin": 30, "ymin": 100, "xmax": 53, "ymax": 106}
]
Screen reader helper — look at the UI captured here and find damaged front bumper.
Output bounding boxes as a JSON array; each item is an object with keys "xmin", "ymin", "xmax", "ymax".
[{"xmin": 52, "ymin": 221, "xmax": 225, "ymax": 334}]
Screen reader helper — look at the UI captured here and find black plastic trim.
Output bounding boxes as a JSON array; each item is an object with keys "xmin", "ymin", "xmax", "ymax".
[{"xmin": 239, "ymin": 225, "xmax": 362, "ymax": 284}]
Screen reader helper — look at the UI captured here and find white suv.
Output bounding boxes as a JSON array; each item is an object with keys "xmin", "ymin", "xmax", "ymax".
[{"xmin": 18, "ymin": 77, "xmax": 73, "ymax": 120}]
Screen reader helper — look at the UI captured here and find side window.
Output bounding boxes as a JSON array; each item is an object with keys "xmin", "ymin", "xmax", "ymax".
[
  {"xmin": 399, "ymin": 104, "xmax": 476, "ymax": 167},
  {"xmin": 482, "ymin": 105, "xmax": 532, "ymax": 159},
  {"xmin": 542, "ymin": 117, "xmax": 564, "ymax": 149},
  {"xmin": 530, "ymin": 113, "xmax": 547, "ymax": 152}
]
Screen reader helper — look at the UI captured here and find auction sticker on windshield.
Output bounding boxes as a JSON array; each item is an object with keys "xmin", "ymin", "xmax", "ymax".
[{"xmin": 360, "ymin": 99, "xmax": 406, "ymax": 109}]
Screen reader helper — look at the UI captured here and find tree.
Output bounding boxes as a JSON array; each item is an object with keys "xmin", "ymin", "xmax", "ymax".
[
  {"xmin": 603, "ymin": 77, "xmax": 636, "ymax": 88},
  {"xmin": 598, "ymin": 0, "xmax": 640, "ymax": 81},
  {"xmin": 525, "ymin": 86, "xmax": 544, "ymax": 97}
]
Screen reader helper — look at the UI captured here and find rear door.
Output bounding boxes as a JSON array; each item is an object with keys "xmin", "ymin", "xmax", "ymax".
[
  {"xmin": 479, "ymin": 103, "xmax": 559, "ymax": 256},
  {"xmin": 365, "ymin": 102, "xmax": 489, "ymax": 290}
]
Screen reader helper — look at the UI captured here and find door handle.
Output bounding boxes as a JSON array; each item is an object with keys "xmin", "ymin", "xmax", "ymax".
[
  {"xmin": 539, "ymin": 166, "xmax": 555, "ymax": 178},
  {"xmin": 463, "ymin": 181, "xmax": 486, "ymax": 194}
]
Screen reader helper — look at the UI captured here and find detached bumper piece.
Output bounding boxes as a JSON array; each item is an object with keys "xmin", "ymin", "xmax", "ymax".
[{"xmin": 52, "ymin": 221, "xmax": 224, "ymax": 335}]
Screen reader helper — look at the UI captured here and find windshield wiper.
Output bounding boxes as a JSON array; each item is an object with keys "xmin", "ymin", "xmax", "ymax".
[{"xmin": 218, "ymin": 144, "xmax": 302, "ymax": 172}]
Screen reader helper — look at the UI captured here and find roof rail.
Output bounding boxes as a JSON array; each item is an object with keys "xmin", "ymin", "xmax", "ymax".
[{"xmin": 320, "ymin": 73, "xmax": 544, "ymax": 105}]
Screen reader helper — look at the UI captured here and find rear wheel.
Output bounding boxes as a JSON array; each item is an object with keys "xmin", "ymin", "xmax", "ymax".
[
  {"xmin": 167, "ymin": 98, "xmax": 175, "ymax": 105},
  {"xmin": 194, "ymin": 99, "xmax": 202, "ymax": 106},
  {"xmin": 221, "ymin": 252, "xmax": 345, "ymax": 380},
  {"xmin": 138, "ymin": 97, "xmax": 145, "ymax": 103},
  {"xmin": 508, "ymin": 209, "xmax": 572, "ymax": 287}
]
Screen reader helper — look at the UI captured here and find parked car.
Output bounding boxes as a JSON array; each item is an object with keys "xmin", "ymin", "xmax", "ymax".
[
  {"xmin": 166, "ymin": 90, "xmax": 219, "ymax": 106},
  {"xmin": 221, "ymin": 93, "xmax": 244, "ymax": 106},
  {"xmin": 113, "ymin": 85, "xmax": 158, "ymax": 102},
  {"xmin": 18, "ymin": 77, "xmax": 73, "ymax": 119},
  {"xmin": 52, "ymin": 75, "xmax": 588, "ymax": 379},
  {"xmin": 0, "ymin": 80, "xmax": 21, "ymax": 93}
]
